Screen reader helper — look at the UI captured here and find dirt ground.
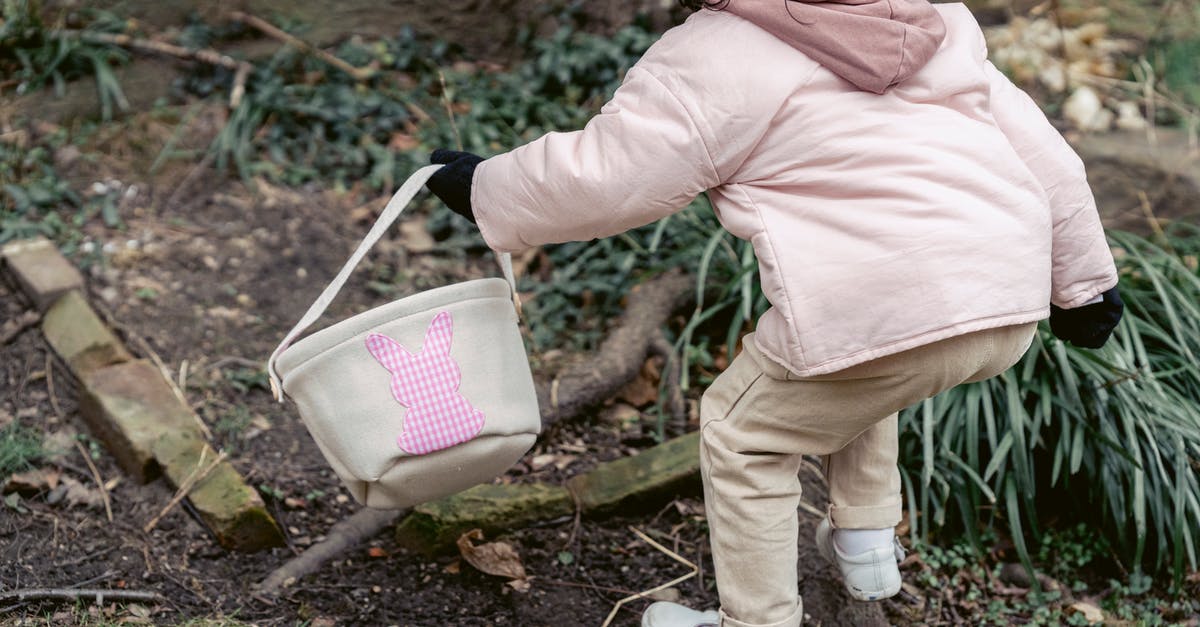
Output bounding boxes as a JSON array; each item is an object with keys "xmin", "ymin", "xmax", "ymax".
[
  {"xmin": 3, "ymin": 98, "xmax": 1198, "ymax": 625},
  {"xmin": 0, "ymin": 111, "xmax": 890, "ymax": 626}
]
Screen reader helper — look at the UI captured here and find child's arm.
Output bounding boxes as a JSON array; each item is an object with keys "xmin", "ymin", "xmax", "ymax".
[
  {"xmin": 467, "ymin": 65, "xmax": 723, "ymax": 254},
  {"xmin": 983, "ymin": 61, "xmax": 1118, "ymax": 309}
]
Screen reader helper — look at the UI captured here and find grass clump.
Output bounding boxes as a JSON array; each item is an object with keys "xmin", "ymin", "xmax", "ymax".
[
  {"xmin": 0, "ymin": 420, "xmax": 44, "ymax": 477},
  {"xmin": 898, "ymin": 225, "xmax": 1200, "ymax": 587}
]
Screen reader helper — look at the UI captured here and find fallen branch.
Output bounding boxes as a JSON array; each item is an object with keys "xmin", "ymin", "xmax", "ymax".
[
  {"xmin": 256, "ymin": 507, "xmax": 407, "ymax": 596},
  {"xmin": 1, "ymin": 310, "xmax": 40, "ymax": 345},
  {"xmin": 537, "ymin": 271, "xmax": 694, "ymax": 427},
  {"xmin": 0, "ymin": 588, "xmax": 163, "ymax": 605},
  {"xmin": 228, "ymin": 11, "xmax": 373, "ymax": 81},
  {"xmin": 143, "ymin": 449, "xmax": 227, "ymax": 533},
  {"xmin": 54, "ymin": 30, "xmax": 254, "ymax": 108}
]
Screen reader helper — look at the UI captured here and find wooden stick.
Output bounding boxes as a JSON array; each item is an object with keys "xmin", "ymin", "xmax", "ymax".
[
  {"xmin": 0, "ymin": 311, "xmax": 39, "ymax": 345},
  {"xmin": 45, "ymin": 351, "xmax": 66, "ymax": 421},
  {"xmin": 228, "ymin": 11, "xmax": 373, "ymax": 81},
  {"xmin": 256, "ymin": 507, "xmax": 406, "ymax": 595},
  {"xmin": 230, "ymin": 61, "xmax": 252, "ymax": 109},
  {"xmin": 143, "ymin": 449, "xmax": 227, "ymax": 533},
  {"xmin": 600, "ymin": 527, "xmax": 699, "ymax": 627},
  {"xmin": 0, "ymin": 588, "xmax": 163, "ymax": 604},
  {"xmin": 74, "ymin": 440, "xmax": 113, "ymax": 523},
  {"xmin": 57, "ymin": 30, "xmax": 245, "ymax": 71},
  {"xmin": 438, "ymin": 70, "xmax": 464, "ymax": 152},
  {"xmin": 55, "ymin": 30, "xmax": 255, "ymax": 110}
]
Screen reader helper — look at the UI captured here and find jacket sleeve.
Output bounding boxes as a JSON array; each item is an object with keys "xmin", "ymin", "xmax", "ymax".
[
  {"xmin": 470, "ymin": 66, "xmax": 721, "ymax": 254},
  {"xmin": 984, "ymin": 61, "xmax": 1118, "ymax": 308}
]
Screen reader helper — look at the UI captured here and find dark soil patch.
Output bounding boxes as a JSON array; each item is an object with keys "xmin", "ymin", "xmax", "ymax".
[{"xmin": 0, "ymin": 112, "xmax": 875, "ymax": 626}]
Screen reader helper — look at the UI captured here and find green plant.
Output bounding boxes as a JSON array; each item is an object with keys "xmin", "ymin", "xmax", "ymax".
[
  {"xmin": 0, "ymin": 134, "xmax": 80, "ymax": 243},
  {"xmin": 898, "ymin": 225, "xmax": 1200, "ymax": 586},
  {"xmin": 0, "ymin": 421, "xmax": 44, "ymax": 477},
  {"xmin": 1, "ymin": 0, "xmax": 131, "ymax": 118},
  {"xmin": 901, "ymin": 528, "xmax": 1197, "ymax": 626}
]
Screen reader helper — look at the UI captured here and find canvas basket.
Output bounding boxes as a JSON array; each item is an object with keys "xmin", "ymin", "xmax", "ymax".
[{"xmin": 267, "ymin": 165, "xmax": 541, "ymax": 509}]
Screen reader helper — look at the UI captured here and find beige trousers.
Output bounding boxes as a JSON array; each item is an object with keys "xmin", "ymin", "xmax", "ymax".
[{"xmin": 699, "ymin": 323, "xmax": 1037, "ymax": 627}]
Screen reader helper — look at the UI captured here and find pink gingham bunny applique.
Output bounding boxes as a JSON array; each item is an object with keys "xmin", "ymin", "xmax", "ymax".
[{"xmin": 364, "ymin": 311, "xmax": 485, "ymax": 455}]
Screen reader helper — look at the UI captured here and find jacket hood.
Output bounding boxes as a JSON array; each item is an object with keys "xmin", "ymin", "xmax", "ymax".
[{"xmin": 723, "ymin": 0, "xmax": 947, "ymax": 94}]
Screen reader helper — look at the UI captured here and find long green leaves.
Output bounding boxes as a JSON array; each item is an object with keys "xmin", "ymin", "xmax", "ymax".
[{"xmin": 900, "ymin": 227, "xmax": 1200, "ymax": 581}]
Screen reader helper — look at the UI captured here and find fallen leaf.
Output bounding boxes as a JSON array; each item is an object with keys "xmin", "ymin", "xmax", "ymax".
[
  {"xmin": 4, "ymin": 468, "xmax": 59, "ymax": 494},
  {"xmin": 388, "ymin": 133, "xmax": 420, "ymax": 151},
  {"xmin": 4, "ymin": 492, "xmax": 27, "ymax": 513},
  {"xmin": 443, "ymin": 559, "xmax": 461, "ymax": 574},
  {"xmin": 616, "ymin": 359, "xmax": 661, "ymax": 407},
  {"xmin": 456, "ymin": 529, "xmax": 527, "ymax": 580},
  {"xmin": 59, "ymin": 476, "xmax": 105, "ymax": 509},
  {"xmin": 1067, "ymin": 601, "xmax": 1105, "ymax": 624},
  {"xmin": 367, "ymin": 546, "xmax": 388, "ymax": 558},
  {"xmin": 601, "ymin": 404, "xmax": 642, "ymax": 431},
  {"xmin": 398, "ymin": 218, "xmax": 436, "ymax": 254},
  {"xmin": 506, "ymin": 578, "xmax": 532, "ymax": 593}
]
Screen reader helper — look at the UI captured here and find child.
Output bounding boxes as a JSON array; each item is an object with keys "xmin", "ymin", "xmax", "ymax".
[{"xmin": 426, "ymin": 0, "xmax": 1122, "ymax": 625}]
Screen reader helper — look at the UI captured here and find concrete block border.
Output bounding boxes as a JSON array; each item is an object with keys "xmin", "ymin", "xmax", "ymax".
[{"xmin": 2, "ymin": 237, "xmax": 284, "ymax": 552}]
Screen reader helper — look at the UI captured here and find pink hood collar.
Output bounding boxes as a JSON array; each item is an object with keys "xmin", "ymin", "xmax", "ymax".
[{"xmin": 723, "ymin": 0, "xmax": 947, "ymax": 94}]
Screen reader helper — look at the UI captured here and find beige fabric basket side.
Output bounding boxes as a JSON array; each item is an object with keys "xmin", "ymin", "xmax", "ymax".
[{"xmin": 267, "ymin": 166, "xmax": 541, "ymax": 509}]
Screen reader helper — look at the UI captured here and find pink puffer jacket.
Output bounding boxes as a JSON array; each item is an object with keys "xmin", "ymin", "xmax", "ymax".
[{"xmin": 471, "ymin": 2, "xmax": 1118, "ymax": 376}]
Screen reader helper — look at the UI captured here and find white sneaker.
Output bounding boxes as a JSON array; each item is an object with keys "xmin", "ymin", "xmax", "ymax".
[
  {"xmin": 641, "ymin": 601, "xmax": 720, "ymax": 627},
  {"xmin": 814, "ymin": 517, "xmax": 905, "ymax": 602}
]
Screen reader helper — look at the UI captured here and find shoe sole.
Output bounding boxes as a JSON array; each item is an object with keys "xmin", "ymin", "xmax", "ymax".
[
  {"xmin": 815, "ymin": 518, "xmax": 901, "ymax": 603},
  {"xmin": 847, "ymin": 580, "xmax": 901, "ymax": 602}
]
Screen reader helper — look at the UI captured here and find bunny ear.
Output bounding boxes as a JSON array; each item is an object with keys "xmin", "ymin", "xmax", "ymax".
[
  {"xmin": 422, "ymin": 312, "xmax": 454, "ymax": 357},
  {"xmin": 365, "ymin": 333, "xmax": 414, "ymax": 372}
]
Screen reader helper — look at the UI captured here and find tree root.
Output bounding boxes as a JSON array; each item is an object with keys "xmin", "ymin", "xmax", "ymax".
[
  {"xmin": 256, "ymin": 507, "xmax": 406, "ymax": 596},
  {"xmin": 537, "ymin": 271, "xmax": 694, "ymax": 427}
]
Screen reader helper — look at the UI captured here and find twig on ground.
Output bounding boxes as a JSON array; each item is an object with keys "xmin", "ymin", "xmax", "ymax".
[
  {"xmin": 165, "ymin": 150, "xmax": 217, "ymax": 211},
  {"xmin": 55, "ymin": 30, "xmax": 254, "ymax": 109},
  {"xmin": 649, "ymin": 329, "xmax": 686, "ymax": 433},
  {"xmin": 45, "ymin": 351, "xmax": 65, "ymax": 421},
  {"xmin": 230, "ymin": 61, "xmax": 252, "ymax": 109},
  {"xmin": 0, "ymin": 587, "xmax": 163, "ymax": 606},
  {"xmin": 178, "ymin": 360, "xmax": 189, "ymax": 395},
  {"xmin": 97, "ymin": 302, "xmax": 213, "ymax": 440},
  {"xmin": 438, "ymin": 70, "xmax": 464, "ymax": 151},
  {"xmin": 228, "ymin": 11, "xmax": 373, "ymax": 81},
  {"xmin": 601, "ymin": 527, "xmax": 699, "ymax": 627},
  {"xmin": 1138, "ymin": 190, "xmax": 1178, "ymax": 256},
  {"xmin": 144, "ymin": 449, "xmax": 228, "ymax": 533},
  {"xmin": 1, "ymin": 311, "xmax": 40, "ymax": 345},
  {"xmin": 74, "ymin": 440, "xmax": 113, "ymax": 523},
  {"xmin": 206, "ymin": 356, "xmax": 263, "ymax": 372},
  {"xmin": 256, "ymin": 507, "xmax": 407, "ymax": 595},
  {"xmin": 540, "ymin": 578, "xmax": 641, "ymax": 597},
  {"xmin": 798, "ymin": 499, "xmax": 824, "ymax": 518}
]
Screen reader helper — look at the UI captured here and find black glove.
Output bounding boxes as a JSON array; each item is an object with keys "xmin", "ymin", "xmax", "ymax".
[
  {"xmin": 1048, "ymin": 287, "xmax": 1123, "ymax": 349},
  {"xmin": 426, "ymin": 149, "xmax": 483, "ymax": 224}
]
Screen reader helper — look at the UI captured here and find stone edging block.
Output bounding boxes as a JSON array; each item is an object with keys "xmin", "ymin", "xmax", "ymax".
[
  {"xmin": 1, "ymin": 236, "xmax": 84, "ymax": 311},
  {"xmin": 396, "ymin": 431, "xmax": 703, "ymax": 553},
  {"xmin": 42, "ymin": 291, "xmax": 133, "ymax": 379}
]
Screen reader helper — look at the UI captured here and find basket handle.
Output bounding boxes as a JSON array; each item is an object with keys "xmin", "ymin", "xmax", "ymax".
[{"xmin": 266, "ymin": 164, "xmax": 518, "ymax": 402}]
